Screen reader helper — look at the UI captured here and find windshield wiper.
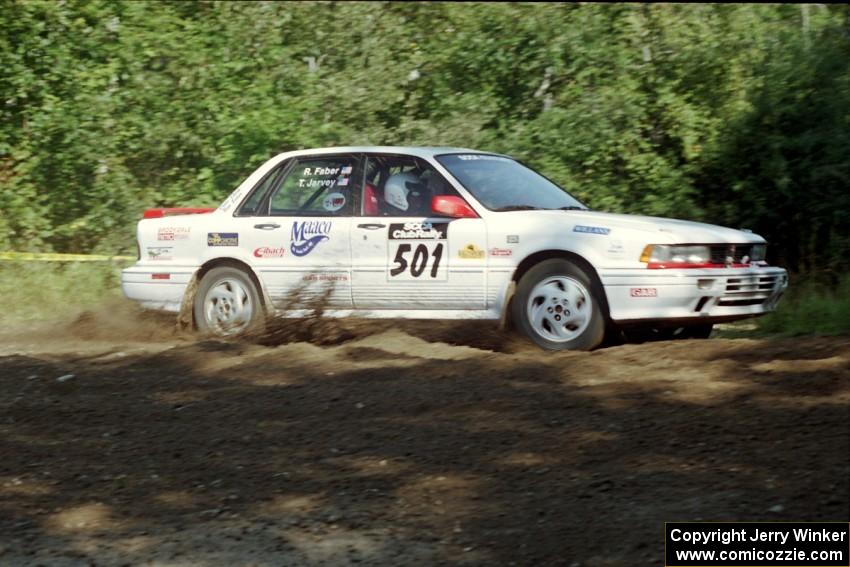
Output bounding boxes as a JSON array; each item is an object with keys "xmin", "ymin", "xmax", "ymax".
[{"xmin": 493, "ymin": 205, "xmax": 543, "ymax": 212}]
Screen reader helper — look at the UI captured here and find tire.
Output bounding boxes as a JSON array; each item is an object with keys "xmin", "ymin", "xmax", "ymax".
[
  {"xmin": 193, "ymin": 266, "xmax": 266, "ymax": 338},
  {"xmin": 511, "ymin": 259, "xmax": 606, "ymax": 351}
]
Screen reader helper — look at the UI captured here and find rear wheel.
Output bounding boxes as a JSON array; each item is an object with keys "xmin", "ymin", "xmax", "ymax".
[
  {"xmin": 194, "ymin": 266, "xmax": 265, "ymax": 337},
  {"xmin": 511, "ymin": 259, "xmax": 606, "ymax": 351}
]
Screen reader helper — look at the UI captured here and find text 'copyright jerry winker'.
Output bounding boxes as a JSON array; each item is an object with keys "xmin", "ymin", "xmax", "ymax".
[{"xmin": 665, "ymin": 522, "xmax": 850, "ymax": 566}]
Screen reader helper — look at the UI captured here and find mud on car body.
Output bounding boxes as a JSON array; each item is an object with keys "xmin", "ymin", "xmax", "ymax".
[{"xmin": 122, "ymin": 146, "xmax": 788, "ymax": 350}]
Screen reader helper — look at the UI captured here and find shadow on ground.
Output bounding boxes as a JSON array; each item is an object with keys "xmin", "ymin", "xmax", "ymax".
[{"xmin": 0, "ymin": 330, "xmax": 848, "ymax": 566}]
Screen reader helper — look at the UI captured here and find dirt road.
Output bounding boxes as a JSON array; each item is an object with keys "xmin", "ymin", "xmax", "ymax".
[{"xmin": 1, "ymin": 306, "xmax": 848, "ymax": 566}]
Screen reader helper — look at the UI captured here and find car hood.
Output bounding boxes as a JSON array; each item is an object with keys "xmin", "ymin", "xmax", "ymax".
[{"xmin": 505, "ymin": 210, "xmax": 766, "ymax": 244}]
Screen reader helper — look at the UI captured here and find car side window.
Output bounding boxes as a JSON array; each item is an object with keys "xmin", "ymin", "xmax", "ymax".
[
  {"xmin": 235, "ymin": 163, "xmax": 287, "ymax": 217},
  {"xmin": 268, "ymin": 156, "xmax": 358, "ymax": 216},
  {"xmin": 362, "ymin": 155, "xmax": 463, "ymax": 217}
]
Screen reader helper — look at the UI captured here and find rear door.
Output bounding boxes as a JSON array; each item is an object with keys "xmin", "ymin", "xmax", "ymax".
[
  {"xmin": 350, "ymin": 153, "xmax": 486, "ymax": 310},
  {"xmin": 231, "ymin": 153, "xmax": 362, "ymax": 309}
]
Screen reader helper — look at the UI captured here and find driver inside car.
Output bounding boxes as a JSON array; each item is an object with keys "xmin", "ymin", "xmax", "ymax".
[{"xmin": 383, "ymin": 170, "xmax": 433, "ymax": 216}]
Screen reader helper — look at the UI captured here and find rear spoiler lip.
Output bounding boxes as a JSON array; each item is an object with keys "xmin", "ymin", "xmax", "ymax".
[{"xmin": 143, "ymin": 207, "xmax": 216, "ymax": 219}]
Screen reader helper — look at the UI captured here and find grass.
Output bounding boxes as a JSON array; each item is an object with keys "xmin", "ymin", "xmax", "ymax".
[
  {"xmin": 0, "ymin": 261, "xmax": 128, "ymax": 325},
  {"xmin": 754, "ymin": 275, "xmax": 850, "ymax": 337}
]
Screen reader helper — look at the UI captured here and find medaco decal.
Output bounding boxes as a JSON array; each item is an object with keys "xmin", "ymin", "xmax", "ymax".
[
  {"xmin": 207, "ymin": 232, "xmax": 239, "ymax": 246},
  {"xmin": 291, "ymin": 221, "xmax": 332, "ymax": 256},
  {"xmin": 573, "ymin": 225, "xmax": 611, "ymax": 235},
  {"xmin": 388, "ymin": 222, "xmax": 448, "ymax": 240}
]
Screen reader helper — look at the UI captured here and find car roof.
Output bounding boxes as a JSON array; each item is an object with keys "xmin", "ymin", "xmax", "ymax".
[{"xmin": 272, "ymin": 146, "xmax": 510, "ymax": 160}]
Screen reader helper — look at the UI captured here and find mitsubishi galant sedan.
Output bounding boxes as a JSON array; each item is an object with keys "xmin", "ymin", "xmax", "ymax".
[{"xmin": 121, "ymin": 146, "xmax": 788, "ymax": 350}]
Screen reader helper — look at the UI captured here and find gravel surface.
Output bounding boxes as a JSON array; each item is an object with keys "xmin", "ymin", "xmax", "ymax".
[{"xmin": 1, "ymin": 308, "xmax": 848, "ymax": 566}]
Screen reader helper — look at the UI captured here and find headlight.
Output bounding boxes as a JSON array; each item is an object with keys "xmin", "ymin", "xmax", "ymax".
[
  {"xmin": 640, "ymin": 245, "xmax": 711, "ymax": 266},
  {"xmin": 640, "ymin": 243, "xmax": 769, "ymax": 268}
]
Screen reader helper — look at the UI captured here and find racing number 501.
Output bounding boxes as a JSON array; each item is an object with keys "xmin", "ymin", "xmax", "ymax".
[{"xmin": 390, "ymin": 243, "xmax": 444, "ymax": 278}]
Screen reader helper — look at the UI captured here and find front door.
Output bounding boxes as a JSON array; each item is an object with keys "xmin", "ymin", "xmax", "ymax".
[{"xmin": 350, "ymin": 154, "xmax": 486, "ymax": 310}]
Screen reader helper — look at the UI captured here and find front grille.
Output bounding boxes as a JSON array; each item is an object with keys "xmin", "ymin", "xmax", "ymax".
[
  {"xmin": 709, "ymin": 244, "xmax": 754, "ymax": 265},
  {"xmin": 716, "ymin": 274, "xmax": 779, "ymax": 306}
]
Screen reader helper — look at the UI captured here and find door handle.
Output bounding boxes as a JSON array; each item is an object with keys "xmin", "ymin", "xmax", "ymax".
[
  {"xmin": 357, "ymin": 223, "xmax": 386, "ymax": 230},
  {"xmin": 254, "ymin": 223, "xmax": 281, "ymax": 230}
]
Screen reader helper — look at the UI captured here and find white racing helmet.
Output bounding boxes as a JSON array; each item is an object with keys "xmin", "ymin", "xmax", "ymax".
[{"xmin": 384, "ymin": 171, "xmax": 426, "ymax": 213}]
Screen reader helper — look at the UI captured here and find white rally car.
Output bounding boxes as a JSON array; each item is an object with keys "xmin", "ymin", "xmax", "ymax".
[{"xmin": 122, "ymin": 146, "xmax": 788, "ymax": 350}]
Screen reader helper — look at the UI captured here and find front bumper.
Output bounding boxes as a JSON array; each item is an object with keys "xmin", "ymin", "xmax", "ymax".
[
  {"xmin": 121, "ymin": 265, "xmax": 198, "ymax": 312},
  {"xmin": 600, "ymin": 266, "xmax": 788, "ymax": 324}
]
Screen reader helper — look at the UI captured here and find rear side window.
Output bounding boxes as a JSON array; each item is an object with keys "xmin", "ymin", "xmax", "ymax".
[
  {"xmin": 235, "ymin": 164, "xmax": 286, "ymax": 216},
  {"xmin": 269, "ymin": 156, "xmax": 358, "ymax": 216}
]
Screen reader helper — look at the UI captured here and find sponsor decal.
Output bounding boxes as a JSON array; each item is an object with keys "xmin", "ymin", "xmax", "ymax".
[
  {"xmin": 337, "ymin": 177, "xmax": 349, "ymax": 187},
  {"xmin": 389, "ymin": 242, "xmax": 446, "ymax": 280},
  {"xmin": 218, "ymin": 190, "xmax": 242, "ymax": 212},
  {"xmin": 157, "ymin": 227, "xmax": 190, "ymax": 241},
  {"xmin": 388, "ymin": 222, "xmax": 448, "ymax": 240},
  {"xmin": 303, "ymin": 273, "xmax": 349, "ymax": 282},
  {"xmin": 489, "ymin": 247, "xmax": 513, "ymax": 257},
  {"xmin": 207, "ymin": 232, "xmax": 239, "ymax": 246},
  {"xmin": 298, "ymin": 177, "xmax": 337, "ymax": 189},
  {"xmin": 146, "ymin": 246, "xmax": 173, "ymax": 261},
  {"xmin": 253, "ymin": 246, "xmax": 286, "ymax": 258},
  {"xmin": 303, "ymin": 166, "xmax": 340, "ymax": 176},
  {"xmin": 387, "ymin": 222, "xmax": 449, "ymax": 280},
  {"xmin": 322, "ymin": 192, "xmax": 346, "ymax": 212},
  {"xmin": 573, "ymin": 225, "xmax": 611, "ymax": 235},
  {"xmin": 340, "ymin": 166, "xmax": 352, "ymax": 175},
  {"xmin": 607, "ymin": 239, "xmax": 625, "ymax": 257},
  {"xmin": 458, "ymin": 243, "xmax": 485, "ymax": 259},
  {"xmin": 506, "ymin": 235, "xmax": 519, "ymax": 244},
  {"xmin": 630, "ymin": 287, "xmax": 657, "ymax": 298},
  {"xmin": 291, "ymin": 220, "xmax": 332, "ymax": 256},
  {"xmin": 456, "ymin": 154, "xmax": 512, "ymax": 162},
  {"xmin": 151, "ymin": 273, "xmax": 171, "ymax": 280}
]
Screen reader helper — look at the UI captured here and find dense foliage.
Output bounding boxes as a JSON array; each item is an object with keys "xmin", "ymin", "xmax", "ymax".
[{"xmin": 1, "ymin": 2, "xmax": 848, "ymax": 278}]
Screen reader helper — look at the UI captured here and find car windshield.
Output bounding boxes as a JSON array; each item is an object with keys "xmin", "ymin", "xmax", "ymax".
[{"xmin": 435, "ymin": 154, "xmax": 587, "ymax": 211}]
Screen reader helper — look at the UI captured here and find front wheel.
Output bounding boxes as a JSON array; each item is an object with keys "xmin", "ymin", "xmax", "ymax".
[
  {"xmin": 511, "ymin": 259, "xmax": 606, "ymax": 351},
  {"xmin": 193, "ymin": 266, "xmax": 266, "ymax": 338}
]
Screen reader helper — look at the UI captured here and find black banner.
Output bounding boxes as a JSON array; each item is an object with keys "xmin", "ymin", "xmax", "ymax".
[
  {"xmin": 665, "ymin": 522, "xmax": 849, "ymax": 566},
  {"xmin": 388, "ymin": 222, "xmax": 448, "ymax": 240}
]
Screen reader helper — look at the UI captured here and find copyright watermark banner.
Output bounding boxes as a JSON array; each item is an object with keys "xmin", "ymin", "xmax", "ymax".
[{"xmin": 665, "ymin": 522, "xmax": 850, "ymax": 566}]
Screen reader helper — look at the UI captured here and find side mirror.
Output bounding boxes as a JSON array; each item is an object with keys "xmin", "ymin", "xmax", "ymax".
[{"xmin": 431, "ymin": 195, "xmax": 478, "ymax": 219}]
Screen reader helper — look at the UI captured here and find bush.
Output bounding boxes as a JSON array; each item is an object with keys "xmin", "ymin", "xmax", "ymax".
[{"xmin": 756, "ymin": 275, "xmax": 850, "ymax": 336}]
